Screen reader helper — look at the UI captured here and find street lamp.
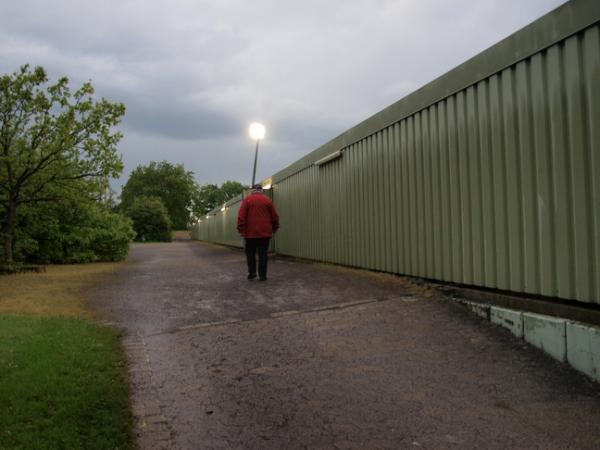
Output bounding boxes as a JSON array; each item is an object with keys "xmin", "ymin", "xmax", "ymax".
[{"xmin": 249, "ymin": 122, "xmax": 266, "ymax": 187}]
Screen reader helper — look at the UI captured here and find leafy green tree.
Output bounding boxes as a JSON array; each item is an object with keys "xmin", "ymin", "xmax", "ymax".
[
  {"xmin": 192, "ymin": 180, "xmax": 247, "ymax": 217},
  {"xmin": 220, "ymin": 180, "xmax": 246, "ymax": 201},
  {"xmin": 124, "ymin": 196, "xmax": 172, "ymax": 242},
  {"xmin": 120, "ymin": 161, "xmax": 196, "ymax": 230},
  {"xmin": 0, "ymin": 65, "xmax": 125, "ymax": 263},
  {"xmin": 193, "ymin": 183, "xmax": 222, "ymax": 217}
]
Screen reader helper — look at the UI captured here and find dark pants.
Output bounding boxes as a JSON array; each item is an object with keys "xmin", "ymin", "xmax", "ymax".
[{"xmin": 245, "ymin": 237, "xmax": 270, "ymax": 278}]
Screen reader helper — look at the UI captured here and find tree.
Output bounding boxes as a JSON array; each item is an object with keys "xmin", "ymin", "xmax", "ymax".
[
  {"xmin": 193, "ymin": 183, "xmax": 222, "ymax": 217},
  {"xmin": 0, "ymin": 65, "xmax": 125, "ymax": 263},
  {"xmin": 124, "ymin": 196, "xmax": 172, "ymax": 242},
  {"xmin": 220, "ymin": 180, "xmax": 246, "ymax": 200},
  {"xmin": 192, "ymin": 180, "xmax": 247, "ymax": 217},
  {"xmin": 120, "ymin": 161, "xmax": 196, "ymax": 230}
]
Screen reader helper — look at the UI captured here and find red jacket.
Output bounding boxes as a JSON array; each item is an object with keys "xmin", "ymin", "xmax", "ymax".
[{"xmin": 237, "ymin": 192, "xmax": 280, "ymax": 238}]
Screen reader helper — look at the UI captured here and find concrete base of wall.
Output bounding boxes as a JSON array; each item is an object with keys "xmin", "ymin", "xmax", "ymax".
[
  {"xmin": 491, "ymin": 307, "xmax": 524, "ymax": 338},
  {"xmin": 523, "ymin": 313, "xmax": 567, "ymax": 362},
  {"xmin": 441, "ymin": 284, "xmax": 600, "ymax": 326},
  {"xmin": 455, "ymin": 298, "xmax": 599, "ymax": 383},
  {"xmin": 567, "ymin": 322, "xmax": 600, "ymax": 383},
  {"xmin": 463, "ymin": 301, "xmax": 491, "ymax": 320}
]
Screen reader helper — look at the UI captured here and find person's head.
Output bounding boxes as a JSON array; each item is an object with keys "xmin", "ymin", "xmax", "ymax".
[{"xmin": 251, "ymin": 183, "xmax": 262, "ymax": 193}]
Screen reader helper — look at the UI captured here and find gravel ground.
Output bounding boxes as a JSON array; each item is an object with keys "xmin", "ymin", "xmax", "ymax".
[{"xmin": 87, "ymin": 240, "xmax": 600, "ymax": 450}]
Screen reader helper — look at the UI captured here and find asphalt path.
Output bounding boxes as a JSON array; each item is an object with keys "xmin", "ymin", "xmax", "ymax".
[{"xmin": 87, "ymin": 240, "xmax": 600, "ymax": 449}]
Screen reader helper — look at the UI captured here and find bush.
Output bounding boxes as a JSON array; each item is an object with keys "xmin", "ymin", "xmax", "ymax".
[
  {"xmin": 89, "ymin": 211, "xmax": 137, "ymax": 261},
  {"xmin": 124, "ymin": 196, "xmax": 172, "ymax": 242},
  {"xmin": 14, "ymin": 200, "xmax": 135, "ymax": 264}
]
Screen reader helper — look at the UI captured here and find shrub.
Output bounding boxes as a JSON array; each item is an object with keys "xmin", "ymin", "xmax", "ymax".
[
  {"xmin": 14, "ymin": 201, "xmax": 135, "ymax": 264},
  {"xmin": 89, "ymin": 211, "xmax": 137, "ymax": 261},
  {"xmin": 124, "ymin": 196, "xmax": 172, "ymax": 242}
]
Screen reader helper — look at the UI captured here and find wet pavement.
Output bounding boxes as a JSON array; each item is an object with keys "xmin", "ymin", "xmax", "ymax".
[{"xmin": 88, "ymin": 240, "xmax": 600, "ymax": 449}]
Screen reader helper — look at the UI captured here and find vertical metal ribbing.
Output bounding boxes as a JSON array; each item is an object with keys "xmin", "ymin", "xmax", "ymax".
[
  {"xmin": 405, "ymin": 117, "xmax": 415, "ymax": 276},
  {"xmin": 354, "ymin": 142, "xmax": 362, "ymax": 267},
  {"xmin": 547, "ymin": 43, "xmax": 575, "ymax": 300},
  {"xmin": 380, "ymin": 129, "xmax": 390, "ymax": 272},
  {"xmin": 385, "ymin": 128, "xmax": 394, "ymax": 272},
  {"xmin": 582, "ymin": 26, "xmax": 600, "ymax": 303},
  {"xmin": 326, "ymin": 160, "xmax": 332, "ymax": 263},
  {"xmin": 387, "ymin": 127, "xmax": 398, "ymax": 274},
  {"xmin": 329, "ymin": 159, "xmax": 336, "ymax": 263},
  {"xmin": 437, "ymin": 101, "xmax": 451, "ymax": 282},
  {"xmin": 363, "ymin": 136, "xmax": 372, "ymax": 268},
  {"xmin": 297, "ymin": 174, "xmax": 303, "ymax": 257},
  {"xmin": 467, "ymin": 85, "xmax": 484, "ymax": 286},
  {"xmin": 305, "ymin": 170, "xmax": 311, "ymax": 259},
  {"xmin": 456, "ymin": 91, "xmax": 472, "ymax": 285},
  {"xmin": 516, "ymin": 59, "xmax": 539, "ymax": 295},
  {"xmin": 390, "ymin": 123, "xmax": 404, "ymax": 273},
  {"xmin": 345, "ymin": 145, "xmax": 354, "ymax": 267},
  {"xmin": 565, "ymin": 34, "xmax": 593, "ymax": 302},
  {"xmin": 300, "ymin": 173, "xmax": 304, "ymax": 257},
  {"xmin": 339, "ymin": 151, "xmax": 346, "ymax": 265},
  {"xmin": 414, "ymin": 112, "xmax": 427, "ymax": 276},
  {"xmin": 489, "ymin": 74, "xmax": 509, "ymax": 290},
  {"xmin": 354, "ymin": 142, "xmax": 361, "ymax": 267},
  {"xmin": 296, "ymin": 173, "xmax": 301, "ymax": 257},
  {"xmin": 375, "ymin": 130, "xmax": 385, "ymax": 271},
  {"xmin": 361, "ymin": 140, "xmax": 369, "ymax": 269},
  {"xmin": 477, "ymin": 79, "xmax": 497, "ymax": 288},
  {"xmin": 429, "ymin": 106, "xmax": 442, "ymax": 280},
  {"xmin": 501, "ymin": 66, "xmax": 524, "ymax": 293},
  {"xmin": 446, "ymin": 96, "xmax": 460, "ymax": 282},
  {"xmin": 333, "ymin": 154, "xmax": 340, "ymax": 264},
  {"xmin": 400, "ymin": 119, "xmax": 410, "ymax": 275},
  {"xmin": 531, "ymin": 51, "xmax": 555, "ymax": 297},
  {"xmin": 345, "ymin": 144, "xmax": 353, "ymax": 266},
  {"xmin": 423, "ymin": 109, "xmax": 434, "ymax": 279}
]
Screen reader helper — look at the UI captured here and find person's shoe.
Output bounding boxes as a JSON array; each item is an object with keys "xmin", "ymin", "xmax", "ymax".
[
  {"xmin": 247, "ymin": 273, "xmax": 257, "ymax": 280},
  {"xmin": 259, "ymin": 276, "xmax": 267, "ymax": 281}
]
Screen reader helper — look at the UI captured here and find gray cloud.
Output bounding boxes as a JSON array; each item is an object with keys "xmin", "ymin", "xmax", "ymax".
[{"xmin": 122, "ymin": 96, "xmax": 242, "ymax": 140}]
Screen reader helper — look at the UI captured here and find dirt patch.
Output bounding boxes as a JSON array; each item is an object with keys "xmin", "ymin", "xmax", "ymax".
[{"xmin": 0, "ymin": 263, "xmax": 122, "ymax": 317}]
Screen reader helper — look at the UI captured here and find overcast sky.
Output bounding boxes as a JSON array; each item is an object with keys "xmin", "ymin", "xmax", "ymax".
[{"xmin": 0, "ymin": 0, "xmax": 565, "ymax": 192}]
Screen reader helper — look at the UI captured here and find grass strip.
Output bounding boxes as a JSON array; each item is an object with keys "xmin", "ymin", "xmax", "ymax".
[
  {"xmin": 0, "ymin": 315, "xmax": 133, "ymax": 450},
  {"xmin": 0, "ymin": 263, "xmax": 120, "ymax": 317}
]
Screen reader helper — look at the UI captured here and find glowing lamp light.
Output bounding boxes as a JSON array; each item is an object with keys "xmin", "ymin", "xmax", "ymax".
[
  {"xmin": 221, "ymin": 205, "xmax": 226, "ymax": 212},
  {"xmin": 262, "ymin": 183, "xmax": 272, "ymax": 190},
  {"xmin": 249, "ymin": 122, "xmax": 266, "ymax": 140}
]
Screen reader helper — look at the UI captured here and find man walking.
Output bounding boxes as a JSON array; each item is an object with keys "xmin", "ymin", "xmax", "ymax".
[{"xmin": 237, "ymin": 184, "xmax": 280, "ymax": 281}]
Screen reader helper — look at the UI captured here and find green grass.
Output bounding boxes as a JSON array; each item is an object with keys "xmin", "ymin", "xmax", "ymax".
[{"xmin": 0, "ymin": 315, "xmax": 133, "ymax": 450}]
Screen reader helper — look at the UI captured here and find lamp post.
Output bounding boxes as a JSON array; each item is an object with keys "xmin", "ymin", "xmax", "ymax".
[{"xmin": 249, "ymin": 122, "xmax": 266, "ymax": 187}]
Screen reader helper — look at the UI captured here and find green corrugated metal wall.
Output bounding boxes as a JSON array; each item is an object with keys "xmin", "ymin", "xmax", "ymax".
[
  {"xmin": 192, "ymin": 0, "xmax": 600, "ymax": 305},
  {"xmin": 191, "ymin": 197, "xmax": 243, "ymax": 247}
]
